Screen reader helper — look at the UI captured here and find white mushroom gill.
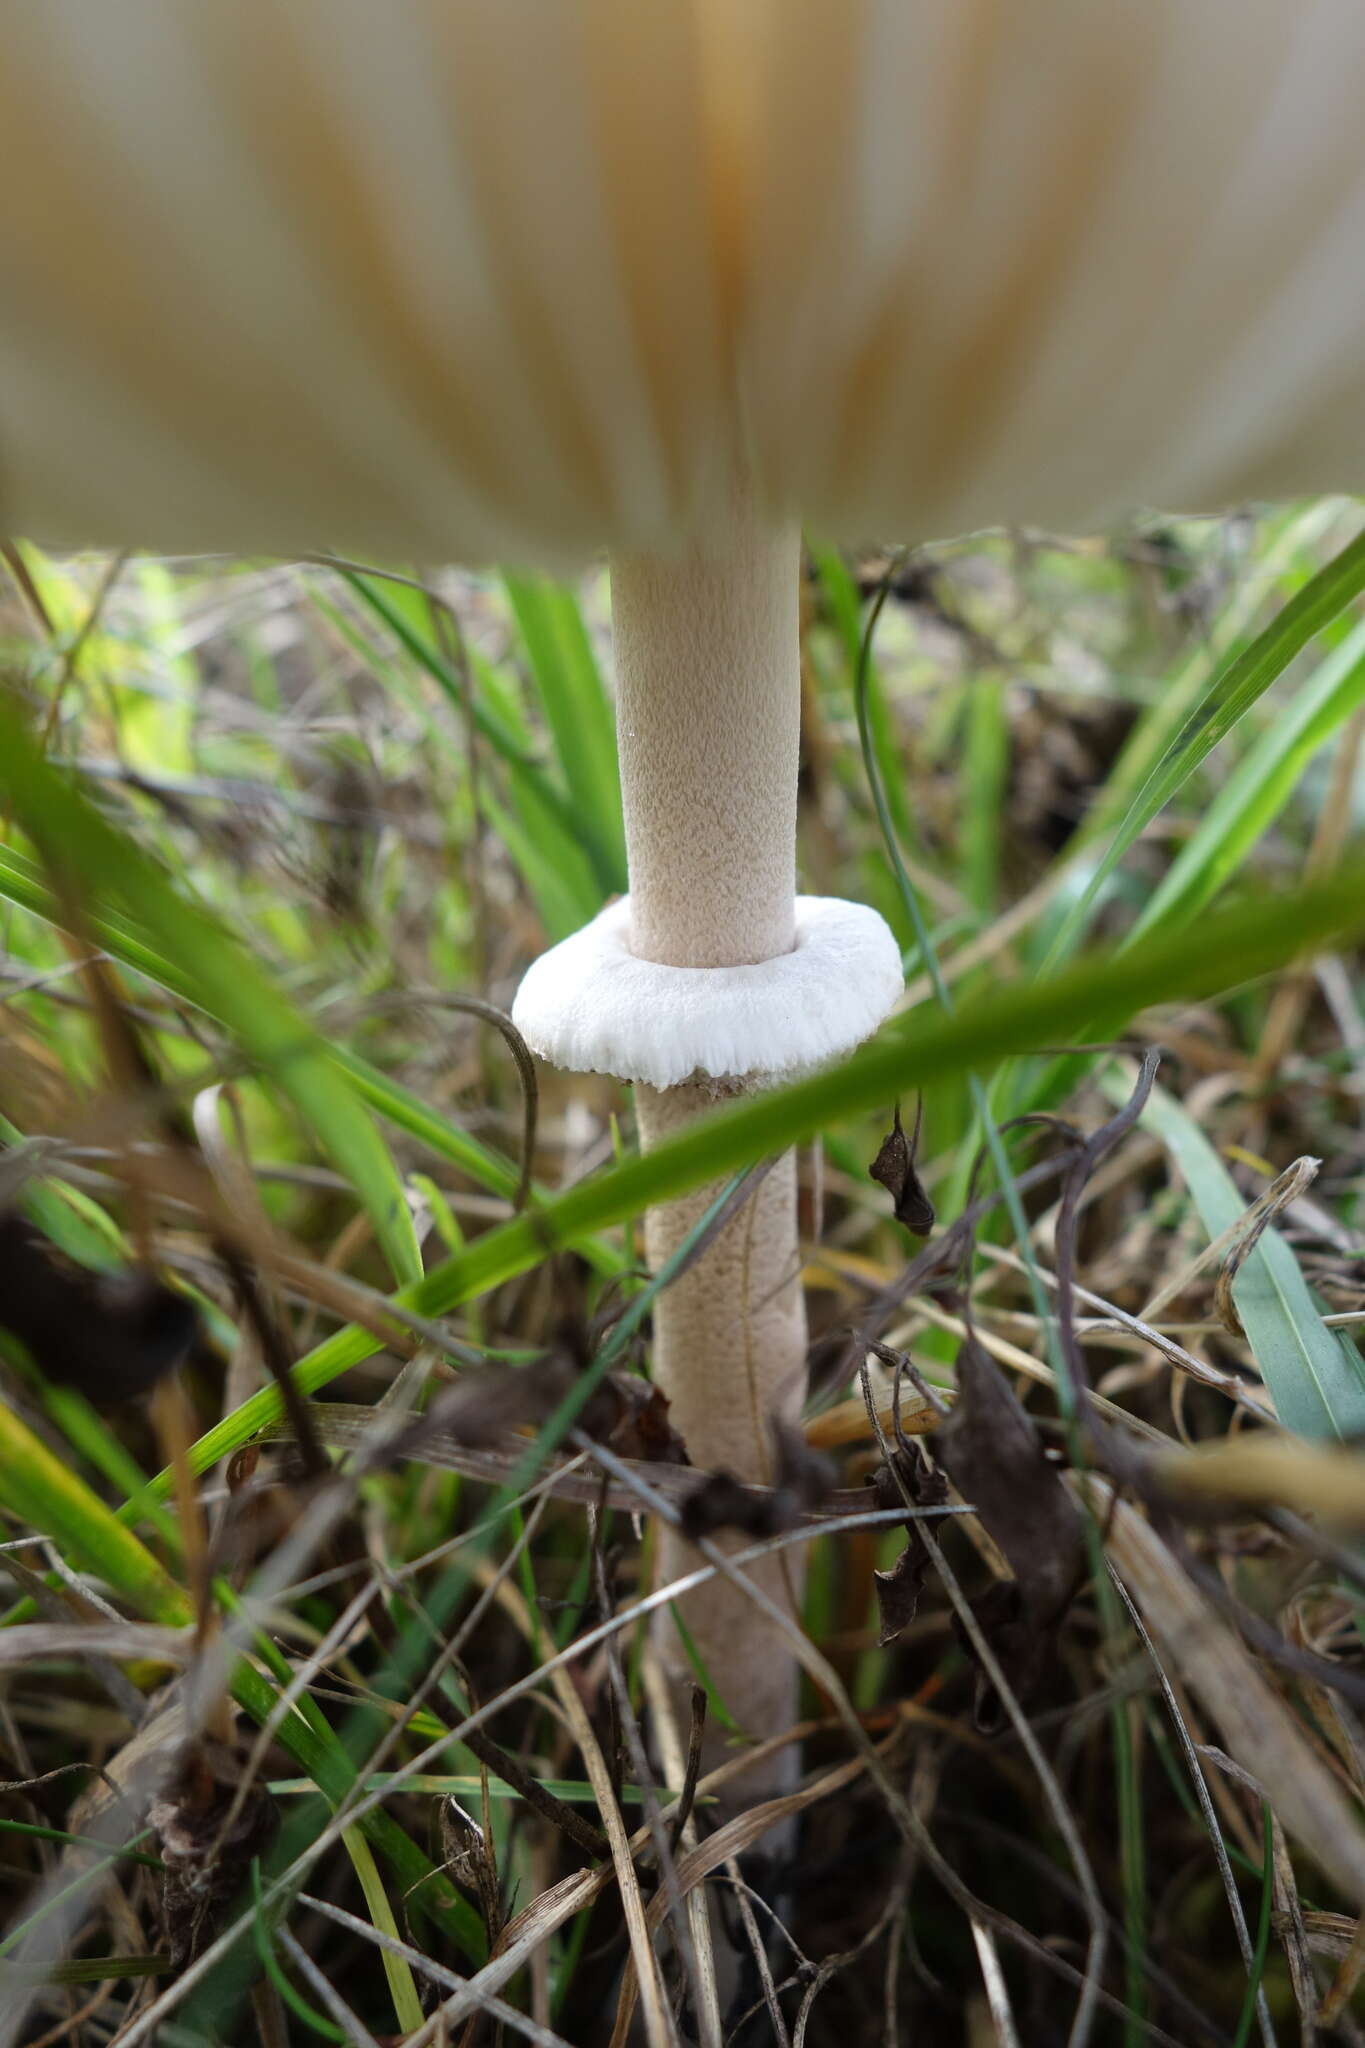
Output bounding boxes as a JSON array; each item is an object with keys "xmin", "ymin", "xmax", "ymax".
[{"xmin": 5, "ymin": 4, "xmax": 1365, "ymax": 562}]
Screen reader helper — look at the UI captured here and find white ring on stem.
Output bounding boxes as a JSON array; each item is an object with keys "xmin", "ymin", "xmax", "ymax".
[{"xmin": 511, "ymin": 893, "xmax": 903, "ymax": 1089}]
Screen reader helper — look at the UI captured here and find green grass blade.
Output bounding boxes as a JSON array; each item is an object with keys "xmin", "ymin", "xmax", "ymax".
[
  {"xmin": 1082, "ymin": 501, "xmax": 1346, "ymax": 836},
  {"xmin": 336, "ymin": 568, "xmax": 530, "ymax": 764},
  {"xmin": 962, "ymin": 676, "xmax": 1009, "ymax": 915},
  {"xmin": 340, "ymin": 1826, "xmax": 424, "ymax": 2036},
  {"xmin": 337, "ymin": 568, "xmax": 602, "ymax": 870},
  {"xmin": 504, "ymin": 574, "xmax": 626, "ymax": 896},
  {"xmin": 334, "ymin": 565, "xmax": 611, "ymax": 924},
  {"xmin": 486, "ymin": 778, "xmax": 602, "ymax": 939},
  {"xmin": 1132, "ymin": 1080, "xmax": 1365, "ymax": 1440},
  {"xmin": 130, "ymin": 856, "xmax": 1365, "ymax": 1496},
  {"xmin": 0, "ymin": 710, "xmax": 424, "ymax": 1284},
  {"xmin": 809, "ymin": 542, "xmax": 922, "ymax": 860},
  {"xmin": 0, "ymin": 1396, "xmax": 184, "ymax": 1621},
  {"xmin": 1048, "ymin": 519, "xmax": 1365, "ymax": 961},
  {"xmin": 0, "ymin": 840, "xmax": 619, "ymax": 1273},
  {"xmin": 0, "ymin": 1396, "xmax": 485, "ymax": 1959},
  {"xmin": 330, "ymin": 1050, "xmax": 521, "ymax": 1202},
  {"xmin": 0, "ymin": 837, "xmax": 511, "ymax": 1201},
  {"xmin": 1130, "ymin": 615, "xmax": 1365, "ymax": 939}
]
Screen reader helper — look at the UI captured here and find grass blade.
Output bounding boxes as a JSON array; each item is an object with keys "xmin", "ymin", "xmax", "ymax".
[
  {"xmin": 338, "ymin": 567, "xmax": 611, "ymax": 890},
  {"xmin": 1132, "ymin": 1079, "xmax": 1365, "ymax": 1440},
  {"xmin": 809, "ymin": 542, "xmax": 923, "ymax": 862},
  {"xmin": 0, "ymin": 840, "xmax": 620, "ymax": 1272},
  {"xmin": 1129, "ymin": 616, "xmax": 1365, "ymax": 939},
  {"xmin": 1080, "ymin": 501, "xmax": 1345, "ymax": 838},
  {"xmin": 1048, "ymin": 519, "xmax": 1365, "ymax": 960},
  {"xmin": 0, "ymin": 1394, "xmax": 486, "ymax": 1960},
  {"xmin": 0, "ymin": 1396, "xmax": 184, "ymax": 1622},
  {"xmin": 0, "ymin": 702, "xmax": 424, "ymax": 1288},
  {"xmin": 129, "ymin": 855, "xmax": 1365, "ymax": 1496},
  {"xmin": 504, "ymin": 574, "xmax": 625, "ymax": 896}
]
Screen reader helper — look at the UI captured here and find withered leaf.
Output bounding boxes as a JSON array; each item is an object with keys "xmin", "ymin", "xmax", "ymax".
[
  {"xmin": 869, "ymin": 1101, "xmax": 935, "ymax": 1237},
  {"xmin": 148, "ymin": 1736, "xmax": 278, "ymax": 1973},
  {"xmin": 594, "ymin": 1377, "xmax": 689, "ymax": 1467},
  {"xmin": 680, "ymin": 1419, "xmax": 837, "ymax": 1542},
  {"xmin": 874, "ymin": 1542, "xmax": 926, "ymax": 1647},
  {"xmin": 771, "ymin": 1417, "xmax": 838, "ymax": 1512},
  {"xmin": 681, "ymin": 1469, "xmax": 785, "ymax": 1542},
  {"xmin": 873, "ymin": 1448, "xmax": 949, "ymax": 1645},
  {"xmin": 441, "ymin": 1796, "xmax": 503, "ymax": 1938},
  {"xmin": 0, "ymin": 1217, "xmax": 198, "ymax": 1405},
  {"xmin": 932, "ymin": 1333, "xmax": 1085, "ymax": 1628},
  {"xmin": 966, "ymin": 1580, "xmax": 1046, "ymax": 1735},
  {"xmin": 932, "ymin": 1331, "xmax": 1086, "ymax": 1723},
  {"xmin": 417, "ymin": 1355, "xmax": 687, "ymax": 1464}
]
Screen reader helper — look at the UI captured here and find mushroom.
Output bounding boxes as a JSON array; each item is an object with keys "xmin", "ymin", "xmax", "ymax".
[
  {"xmin": 510, "ymin": 484, "xmax": 904, "ymax": 1777},
  {"xmin": 4, "ymin": 1, "xmax": 1365, "ymax": 1797}
]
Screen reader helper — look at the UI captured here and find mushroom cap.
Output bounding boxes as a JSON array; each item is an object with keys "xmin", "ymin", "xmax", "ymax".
[
  {"xmin": 3, "ymin": 1, "xmax": 1364, "ymax": 564},
  {"xmin": 512, "ymin": 895, "xmax": 905, "ymax": 1087}
]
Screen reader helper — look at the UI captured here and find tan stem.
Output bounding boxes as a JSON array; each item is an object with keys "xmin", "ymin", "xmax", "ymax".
[
  {"xmin": 635, "ymin": 1078, "xmax": 806, "ymax": 1786},
  {"xmin": 612, "ymin": 498, "xmax": 800, "ymax": 967},
  {"xmin": 610, "ymin": 492, "xmax": 807, "ymax": 1796}
]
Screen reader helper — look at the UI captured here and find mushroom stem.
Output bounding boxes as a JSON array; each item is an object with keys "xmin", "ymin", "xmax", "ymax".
[
  {"xmin": 612, "ymin": 504, "xmax": 801, "ymax": 968},
  {"xmin": 634, "ymin": 1078, "xmax": 806, "ymax": 1790},
  {"xmin": 609, "ymin": 498, "xmax": 807, "ymax": 1790}
]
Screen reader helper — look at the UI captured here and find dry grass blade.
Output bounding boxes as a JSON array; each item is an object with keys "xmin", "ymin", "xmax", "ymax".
[
  {"xmin": 577, "ymin": 1433, "xmax": 1185, "ymax": 2047},
  {"xmin": 470, "ymin": 1573, "xmax": 676, "ymax": 2048},
  {"xmin": 1153, "ymin": 1436, "xmax": 1365, "ymax": 1523},
  {"xmin": 609, "ymin": 1753, "xmax": 875, "ymax": 2048},
  {"xmin": 1097, "ymin": 1482, "xmax": 1365, "ymax": 1905},
  {"xmin": 1141, "ymin": 1155, "xmax": 1321, "ymax": 1325},
  {"xmin": 1317, "ymin": 1906, "xmax": 1365, "ymax": 2027},
  {"xmin": 1108, "ymin": 1571, "xmax": 1277, "ymax": 2048},
  {"xmin": 1213, "ymin": 1156, "xmax": 1322, "ymax": 1339},
  {"xmin": 0, "ymin": 1622, "xmax": 191, "ymax": 1668},
  {"xmin": 275, "ymin": 1926, "xmax": 381, "ymax": 2048},
  {"xmin": 9, "ymin": 517, "xmax": 1365, "ymax": 2044},
  {"xmin": 885, "ymin": 1295, "xmax": 1176, "ymax": 1447},
  {"xmin": 264, "ymin": 1399, "xmax": 900, "ymax": 1522},
  {"xmin": 295, "ymin": 1893, "xmax": 575, "ymax": 2047},
  {"xmin": 982, "ymin": 1238, "xmax": 1275, "ymax": 1418},
  {"xmin": 865, "ymin": 1364, "xmax": 1106, "ymax": 2048},
  {"xmin": 608, "ymin": 1753, "xmax": 875, "ymax": 2045},
  {"xmin": 592, "ymin": 1512, "xmax": 704, "ymax": 2048},
  {"xmin": 402, "ymin": 1727, "xmax": 838, "ymax": 2048},
  {"xmin": 971, "ymin": 1919, "xmax": 1023, "ymax": 2048},
  {"xmin": 642, "ymin": 1657, "xmax": 722, "ymax": 2048},
  {"xmin": 1270, "ymin": 1815, "xmax": 1320, "ymax": 2046}
]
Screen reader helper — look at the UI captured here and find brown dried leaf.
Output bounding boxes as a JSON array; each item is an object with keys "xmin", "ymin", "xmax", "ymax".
[
  {"xmin": 873, "ymin": 1542, "xmax": 927, "ymax": 1648},
  {"xmin": 928, "ymin": 1333, "xmax": 1087, "ymax": 1724},
  {"xmin": 934, "ymin": 1333, "xmax": 1086, "ymax": 1628},
  {"xmin": 679, "ymin": 1419, "xmax": 837, "ymax": 1542},
  {"xmin": 873, "ymin": 1450, "xmax": 949, "ymax": 1646},
  {"xmin": 441, "ymin": 1797, "xmax": 502, "ymax": 1941},
  {"xmin": 417, "ymin": 1355, "xmax": 687, "ymax": 1464},
  {"xmin": 596, "ymin": 1378, "xmax": 688, "ymax": 1467},
  {"xmin": 869, "ymin": 1102, "xmax": 935, "ymax": 1237}
]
